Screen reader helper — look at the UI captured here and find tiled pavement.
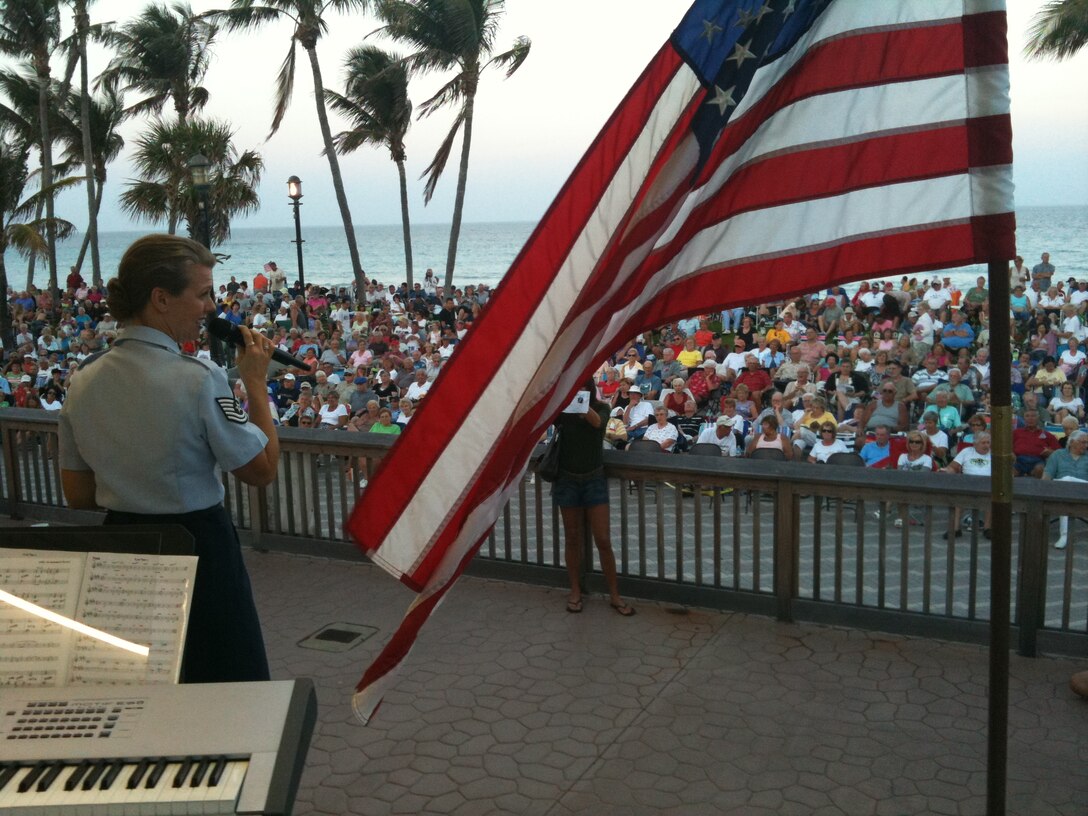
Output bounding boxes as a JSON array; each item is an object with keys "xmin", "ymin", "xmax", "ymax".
[{"xmin": 247, "ymin": 549, "xmax": 1088, "ymax": 816}]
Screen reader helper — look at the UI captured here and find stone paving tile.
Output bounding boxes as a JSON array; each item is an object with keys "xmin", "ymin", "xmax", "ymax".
[{"xmin": 244, "ymin": 550, "xmax": 1087, "ymax": 815}]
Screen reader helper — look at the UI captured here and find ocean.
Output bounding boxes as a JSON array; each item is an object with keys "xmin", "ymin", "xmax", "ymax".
[{"xmin": 5, "ymin": 205, "xmax": 1086, "ymax": 296}]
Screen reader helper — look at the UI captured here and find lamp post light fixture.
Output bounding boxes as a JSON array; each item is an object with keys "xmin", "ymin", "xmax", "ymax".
[
  {"xmin": 287, "ymin": 175, "xmax": 306, "ymax": 292},
  {"xmin": 187, "ymin": 153, "xmax": 212, "ymax": 249},
  {"xmin": 188, "ymin": 153, "xmax": 223, "ymax": 365}
]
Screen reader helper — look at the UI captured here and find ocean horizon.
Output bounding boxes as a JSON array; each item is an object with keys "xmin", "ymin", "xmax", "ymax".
[{"xmin": 5, "ymin": 204, "xmax": 1086, "ymax": 296}]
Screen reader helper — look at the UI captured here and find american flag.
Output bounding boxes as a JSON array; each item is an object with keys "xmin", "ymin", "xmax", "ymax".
[{"xmin": 346, "ymin": 0, "xmax": 1014, "ymax": 722}]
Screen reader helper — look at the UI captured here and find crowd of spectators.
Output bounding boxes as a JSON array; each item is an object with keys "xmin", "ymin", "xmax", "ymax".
[{"xmin": 4, "ymin": 254, "xmax": 1088, "ymax": 510}]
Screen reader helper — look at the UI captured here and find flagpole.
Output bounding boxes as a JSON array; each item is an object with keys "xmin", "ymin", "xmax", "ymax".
[{"xmin": 986, "ymin": 258, "xmax": 1012, "ymax": 816}]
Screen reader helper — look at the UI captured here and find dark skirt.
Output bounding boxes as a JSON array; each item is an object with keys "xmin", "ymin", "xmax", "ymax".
[{"xmin": 104, "ymin": 504, "xmax": 270, "ymax": 684}]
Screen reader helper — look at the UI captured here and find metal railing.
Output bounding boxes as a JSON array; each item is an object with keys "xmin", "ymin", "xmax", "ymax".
[{"xmin": 3, "ymin": 408, "xmax": 1086, "ymax": 658}]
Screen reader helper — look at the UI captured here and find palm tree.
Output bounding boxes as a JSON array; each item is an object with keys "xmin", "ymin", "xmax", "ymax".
[
  {"xmin": 119, "ymin": 117, "xmax": 262, "ymax": 246},
  {"xmin": 56, "ymin": 85, "xmax": 126, "ymax": 282},
  {"xmin": 326, "ymin": 45, "xmax": 414, "ymax": 286},
  {"xmin": 0, "ymin": 0, "xmax": 64, "ymax": 303},
  {"xmin": 0, "ymin": 125, "xmax": 75, "ymax": 351},
  {"xmin": 98, "ymin": 1, "xmax": 217, "ymax": 123},
  {"xmin": 1025, "ymin": 0, "xmax": 1088, "ymax": 60},
  {"xmin": 376, "ymin": 0, "xmax": 529, "ymax": 290},
  {"xmin": 208, "ymin": 0, "xmax": 371, "ymax": 293},
  {"xmin": 70, "ymin": 0, "xmax": 104, "ymax": 285}
]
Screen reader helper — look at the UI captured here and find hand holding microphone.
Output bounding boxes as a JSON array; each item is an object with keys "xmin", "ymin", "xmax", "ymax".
[{"xmin": 206, "ymin": 315, "xmax": 311, "ymax": 370}]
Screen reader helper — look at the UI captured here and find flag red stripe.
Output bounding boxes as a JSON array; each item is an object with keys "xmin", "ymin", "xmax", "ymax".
[
  {"xmin": 963, "ymin": 11, "xmax": 1009, "ymax": 67},
  {"xmin": 347, "ymin": 46, "xmax": 685, "ymax": 555}
]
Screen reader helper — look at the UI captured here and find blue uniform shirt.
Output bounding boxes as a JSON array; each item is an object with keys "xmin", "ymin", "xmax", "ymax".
[{"xmin": 58, "ymin": 325, "xmax": 267, "ymax": 514}]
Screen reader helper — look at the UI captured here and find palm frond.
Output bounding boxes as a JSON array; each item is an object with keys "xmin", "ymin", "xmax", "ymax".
[
  {"xmin": 487, "ymin": 35, "xmax": 531, "ymax": 77},
  {"xmin": 420, "ymin": 107, "xmax": 465, "ymax": 203},
  {"xmin": 268, "ymin": 37, "xmax": 299, "ymax": 138},
  {"xmin": 5, "ymin": 222, "xmax": 48, "ymax": 257},
  {"xmin": 1025, "ymin": 0, "xmax": 1088, "ymax": 60},
  {"xmin": 417, "ymin": 72, "xmax": 463, "ymax": 118},
  {"xmin": 202, "ymin": 5, "xmax": 290, "ymax": 33}
]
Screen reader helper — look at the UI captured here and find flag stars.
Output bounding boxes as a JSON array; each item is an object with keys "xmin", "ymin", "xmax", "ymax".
[
  {"xmin": 701, "ymin": 18, "xmax": 723, "ymax": 43},
  {"xmin": 754, "ymin": 2, "xmax": 774, "ymax": 24},
  {"xmin": 735, "ymin": 8, "xmax": 755, "ymax": 28},
  {"xmin": 707, "ymin": 84, "xmax": 737, "ymax": 115},
  {"xmin": 782, "ymin": 0, "xmax": 796, "ymax": 18},
  {"xmin": 728, "ymin": 39, "xmax": 756, "ymax": 67}
]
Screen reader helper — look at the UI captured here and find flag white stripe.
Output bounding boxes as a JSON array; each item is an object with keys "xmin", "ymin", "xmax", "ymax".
[
  {"xmin": 732, "ymin": 0, "xmax": 984, "ymax": 122},
  {"xmin": 372, "ymin": 67, "xmax": 703, "ymax": 577}
]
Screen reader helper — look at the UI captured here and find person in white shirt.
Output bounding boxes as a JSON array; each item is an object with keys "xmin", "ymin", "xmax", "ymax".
[
  {"xmin": 317, "ymin": 391, "xmax": 349, "ymax": 427},
  {"xmin": 404, "ymin": 368, "xmax": 432, "ymax": 402},
  {"xmin": 808, "ymin": 421, "xmax": 849, "ymax": 463},
  {"xmin": 922, "ymin": 280, "xmax": 952, "ymax": 312},
  {"xmin": 643, "ymin": 406, "xmax": 679, "ymax": 451},
  {"xmin": 696, "ymin": 414, "xmax": 740, "ymax": 456},
  {"xmin": 911, "ymin": 303, "xmax": 936, "ymax": 358}
]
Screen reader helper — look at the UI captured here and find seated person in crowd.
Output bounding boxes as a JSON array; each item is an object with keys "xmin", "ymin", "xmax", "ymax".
[
  {"xmin": 940, "ymin": 309, "xmax": 975, "ymax": 351},
  {"xmin": 782, "ymin": 365, "xmax": 817, "ymax": 409},
  {"xmin": 1012, "ymin": 408, "xmax": 1060, "ymax": 477},
  {"xmin": 686, "ymin": 359, "xmax": 721, "ymax": 408},
  {"xmin": 1049, "ymin": 381, "xmax": 1085, "ymax": 424},
  {"xmin": 808, "ymin": 421, "xmax": 850, "ymax": 463},
  {"xmin": 745, "ymin": 414, "xmax": 794, "ymax": 459},
  {"xmin": 930, "ymin": 390, "xmax": 962, "ymax": 433},
  {"xmin": 733, "ymin": 354, "xmax": 773, "ymax": 410},
  {"xmin": 644, "ymin": 406, "xmax": 679, "ymax": 452},
  {"xmin": 822, "ymin": 357, "xmax": 870, "ymax": 420},
  {"xmin": 919, "ymin": 411, "xmax": 950, "ymax": 465},
  {"xmin": 857, "ymin": 380, "xmax": 908, "ymax": 433},
  {"xmin": 697, "ymin": 414, "xmax": 740, "ymax": 456},
  {"xmin": 621, "ymin": 388, "xmax": 654, "ymax": 443},
  {"xmin": 792, "ymin": 395, "xmax": 836, "ymax": 456},
  {"xmin": 911, "ymin": 357, "xmax": 948, "ymax": 400},
  {"xmin": 927, "ymin": 367, "xmax": 975, "ymax": 415},
  {"xmin": 672, "ymin": 399, "xmax": 704, "ymax": 446},
  {"xmin": 857, "ymin": 424, "xmax": 894, "ymax": 467}
]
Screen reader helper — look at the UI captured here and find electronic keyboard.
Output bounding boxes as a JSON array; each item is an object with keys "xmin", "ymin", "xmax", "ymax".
[{"xmin": 0, "ymin": 679, "xmax": 317, "ymax": 815}]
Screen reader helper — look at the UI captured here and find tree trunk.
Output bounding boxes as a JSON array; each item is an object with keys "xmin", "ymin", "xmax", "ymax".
[
  {"xmin": 36, "ymin": 57, "xmax": 58, "ymax": 307},
  {"xmin": 396, "ymin": 157, "xmax": 413, "ymax": 289},
  {"xmin": 77, "ymin": 7, "xmax": 101, "ymax": 285},
  {"xmin": 305, "ymin": 45, "xmax": 365, "ymax": 292},
  {"xmin": 73, "ymin": 172, "xmax": 104, "ymax": 274},
  {"xmin": 444, "ymin": 93, "xmax": 475, "ymax": 291},
  {"xmin": 0, "ymin": 249, "xmax": 14, "ymax": 355},
  {"xmin": 25, "ymin": 196, "xmax": 44, "ymax": 289}
]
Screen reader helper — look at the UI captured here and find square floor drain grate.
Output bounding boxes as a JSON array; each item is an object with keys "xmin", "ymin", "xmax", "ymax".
[{"xmin": 298, "ymin": 622, "xmax": 378, "ymax": 653}]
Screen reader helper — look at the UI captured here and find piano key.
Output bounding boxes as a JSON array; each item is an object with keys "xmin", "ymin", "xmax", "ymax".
[
  {"xmin": 146, "ymin": 758, "xmax": 168, "ymax": 789},
  {"xmin": 172, "ymin": 757, "xmax": 194, "ymax": 789},
  {"xmin": 17, "ymin": 762, "xmax": 47, "ymax": 793},
  {"xmin": 0, "ymin": 764, "xmax": 19, "ymax": 791},
  {"xmin": 126, "ymin": 758, "xmax": 150, "ymax": 790},
  {"xmin": 81, "ymin": 759, "xmax": 107, "ymax": 790},
  {"xmin": 64, "ymin": 760, "xmax": 90, "ymax": 791},
  {"xmin": 100, "ymin": 759, "xmax": 125, "ymax": 790},
  {"xmin": 189, "ymin": 757, "xmax": 209, "ymax": 787},
  {"xmin": 207, "ymin": 757, "xmax": 226, "ymax": 787},
  {"xmin": 34, "ymin": 762, "xmax": 62, "ymax": 792}
]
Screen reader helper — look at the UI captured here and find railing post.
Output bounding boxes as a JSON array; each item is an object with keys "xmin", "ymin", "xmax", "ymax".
[
  {"xmin": 2, "ymin": 424, "xmax": 21, "ymax": 518},
  {"xmin": 774, "ymin": 479, "xmax": 797, "ymax": 621},
  {"xmin": 1016, "ymin": 502, "xmax": 1046, "ymax": 657}
]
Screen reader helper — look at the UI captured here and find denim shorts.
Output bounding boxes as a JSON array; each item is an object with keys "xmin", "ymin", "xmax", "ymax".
[{"xmin": 552, "ymin": 471, "xmax": 609, "ymax": 508}]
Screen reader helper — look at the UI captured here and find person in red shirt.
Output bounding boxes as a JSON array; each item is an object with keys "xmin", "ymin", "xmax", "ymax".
[
  {"xmin": 1012, "ymin": 408, "xmax": 1059, "ymax": 478},
  {"xmin": 733, "ymin": 354, "xmax": 773, "ymax": 409}
]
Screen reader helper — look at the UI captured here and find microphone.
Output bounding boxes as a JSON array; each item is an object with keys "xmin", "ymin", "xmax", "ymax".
[{"xmin": 205, "ymin": 316, "xmax": 311, "ymax": 370}]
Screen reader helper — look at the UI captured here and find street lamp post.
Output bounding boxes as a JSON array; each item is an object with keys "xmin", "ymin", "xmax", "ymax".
[
  {"xmin": 287, "ymin": 176, "xmax": 306, "ymax": 292},
  {"xmin": 187, "ymin": 153, "xmax": 212, "ymax": 248},
  {"xmin": 188, "ymin": 153, "xmax": 223, "ymax": 365}
]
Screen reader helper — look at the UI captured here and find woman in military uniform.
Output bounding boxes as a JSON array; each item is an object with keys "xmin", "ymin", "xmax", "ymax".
[{"xmin": 59, "ymin": 234, "xmax": 280, "ymax": 683}]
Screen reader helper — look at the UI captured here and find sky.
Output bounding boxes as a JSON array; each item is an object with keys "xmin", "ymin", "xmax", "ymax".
[{"xmin": 35, "ymin": 1, "xmax": 1088, "ymax": 232}]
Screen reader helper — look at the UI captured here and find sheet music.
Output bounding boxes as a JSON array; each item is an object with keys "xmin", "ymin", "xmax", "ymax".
[
  {"xmin": 0, "ymin": 553, "xmax": 85, "ymax": 686},
  {"xmin": 71, "ymin": 553, "xmax": 197, "ymax": 686},
  {"xmin": 0, "ymin": 550, "xmax": 197, "ymax": 688}
]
